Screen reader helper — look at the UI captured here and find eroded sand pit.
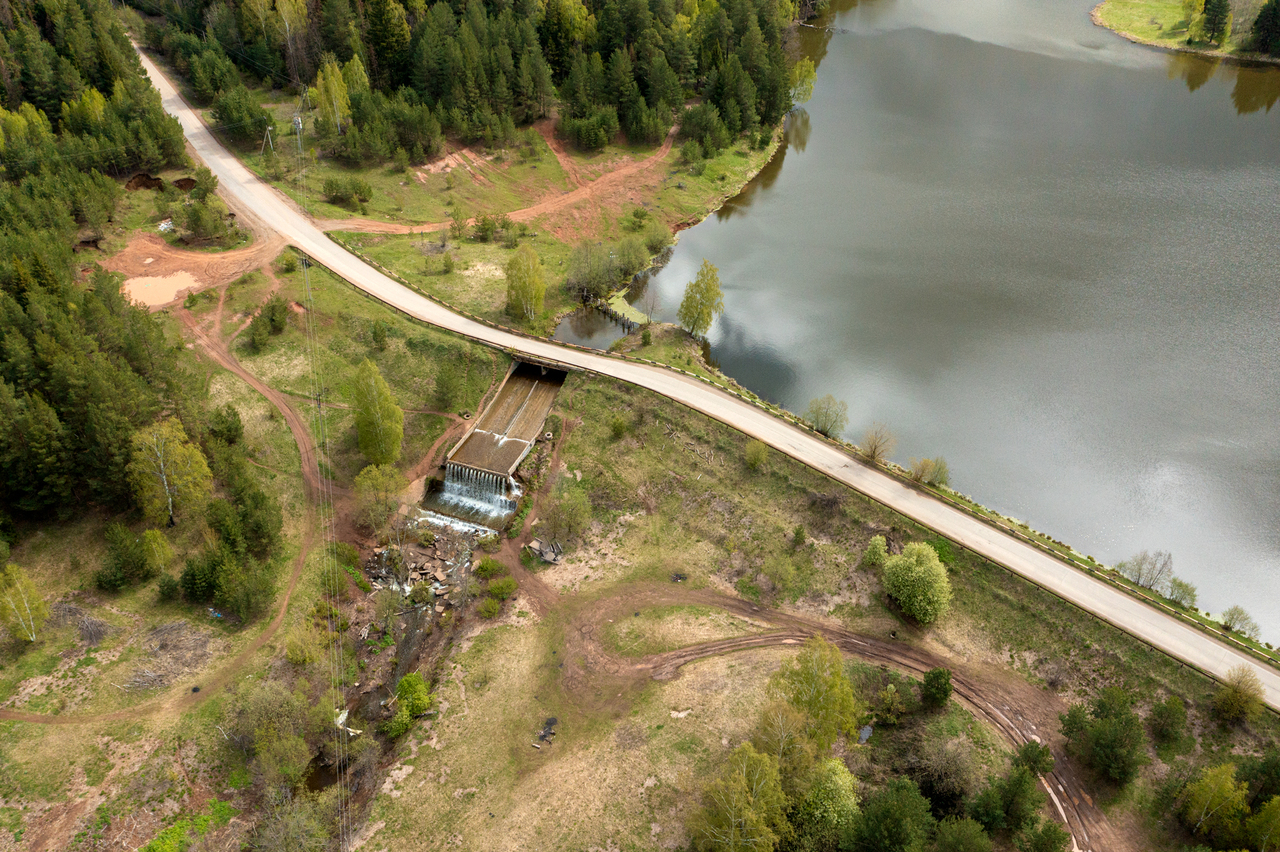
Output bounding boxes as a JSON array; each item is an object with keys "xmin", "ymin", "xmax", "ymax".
[{"xmin": 122, "ymin": 271, "xmax": 199, "ymax": 307}]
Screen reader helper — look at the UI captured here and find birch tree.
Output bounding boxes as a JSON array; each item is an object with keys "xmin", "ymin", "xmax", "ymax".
[
  {"xmin": 769, "ymin": 636, "xmax": 862, "ymax": 751},
  {"xmin": 678, "ymin": 259, "xmax": 725, "ymax": 337},
  {"xmin": 1181, "ymin": 763, "xmax": 1248, "ymax": 837},
  {"xmin": 0, "ymin": 563, "xmax": 46, "ymax": 642},
  {"xmin": 689, "ymin": 744, "xmax": 787, "ymax": 852},
  {"xmin": 128, "ymin": 418, "xmax": 212, "ymax": 527},
  {"xmin": 505, "ymin": 244, "xmax": 546, "ymax": 321},
  {"xmin": 353, "ymin": 359, "xmax": 404, "ymax": 465},
  {"xmin": 314, "ymin": 58, "xmax": 351, "ymax": 132}
]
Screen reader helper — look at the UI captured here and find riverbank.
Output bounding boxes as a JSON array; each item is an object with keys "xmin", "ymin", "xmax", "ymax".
[{"xmin": 1091, "ymin": 0, "xmax": 1280, "ymax": 65}]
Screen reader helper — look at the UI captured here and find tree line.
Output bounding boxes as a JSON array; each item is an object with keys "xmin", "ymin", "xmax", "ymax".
[{"xmin": 138, "ymin": 0, "xmax": 811, "ymax": 165}]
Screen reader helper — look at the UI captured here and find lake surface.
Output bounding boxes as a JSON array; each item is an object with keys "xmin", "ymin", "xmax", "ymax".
[{"xmin": 638, "ymin": 0, "xmax": 1280, "ymax": 635}]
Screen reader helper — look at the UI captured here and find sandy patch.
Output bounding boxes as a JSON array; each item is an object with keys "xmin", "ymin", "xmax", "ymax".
[
  {"xmin": 460, "ymin": 261, "xmax": 504, "ymax": 280},
  {"xmin": 122, "ymin": 271, "xmax": 199, "ymax": 307}
]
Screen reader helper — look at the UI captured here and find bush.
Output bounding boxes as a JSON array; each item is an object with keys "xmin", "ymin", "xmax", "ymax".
[
  {"xmin": 641, "ymin": 328, "xmax": 652, "ymax": 346},
  {"xmin": 478, "ymin": 597, "xmax": 501, "ymax": 618},
  {"xmin": 442, "ymin": 253, "xmax": 455, "ymax": 274},
  {"xmin": 745, "ymin": 439, "xmax": 768, "ymax": 470},
  {"xmin": 157, "ymin": 574, "xmax": 181, "ymax": 601},
  {"xmin": 474, "ymin": 557, "xmax": 506, "ymax": 580},
  {"xmin": 96, "ymin": 524, "xmax": 157, "ymax": 591},
  {"xmin": 1212, "ymin": 665, "xmax": 1264, "ymax": 725},
  {"xmin": 848, "ymin": 778, "xmax": 935, "ymax": 852},
  {"xmin": 643, "ymin": 221, "xmax": 673, "ymax": 254},
  {"xmin": 1059, "ymin": 687, "xmax": 1146, "ymax": 785},
  {"xmin": 882, "ymin": 542, "xmax": 952, "ymax": 625},
  {"xmin": 861, "ymin": 535, "xmax": 888, "ymax": 569},
  {"xmin": 542, "ymin": 484, "xmax": 591, "ymax": 543},
  {"xmin": 921, "ymin": 667, "xmax": 953, "ymax": 710},
  {"xmin": 615, "ymin": 235, "xmax": 648, "ymax": 278},
  {"xmin": 209, "ymin": 403, "xmax": 244, "ymax": 445},
  {"xmin": 487, "ymin": 576, "xmax": 518, "ymax": 601},
  {"xmin": 610, "ymin": 415, "xmax": 628, "ymax": 439},
  {"xmin": 1150, "ymin": 694, "xmax": 1187, "ymax": 744}
]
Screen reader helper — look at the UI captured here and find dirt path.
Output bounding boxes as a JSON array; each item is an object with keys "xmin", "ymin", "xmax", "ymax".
[
  {"xmin": 102, "ymin": 232, "xmax": 287, "ymax": 308},
  {"xmin": 534, "ymin": 117, "xmax": 585, "ymax": 188},
  {"xmin": 553, "ymin": 585, "xmax": 1125, "ymax": 852},
  {"xmin": 312, "ymin": 126, "xmax": 679, "ymax": 235},
  {"xmin": 0, "ymin": 307, "xmax": 324, "ymax": 727}
]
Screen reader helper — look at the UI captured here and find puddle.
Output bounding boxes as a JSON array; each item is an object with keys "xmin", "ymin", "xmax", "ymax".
[{"xmin": 122, "ymin": 271, "xmax": 200, "ymax": 306}]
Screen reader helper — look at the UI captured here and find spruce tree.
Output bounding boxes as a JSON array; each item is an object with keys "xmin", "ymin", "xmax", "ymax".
[{"xmin": 1253, "ymin": 0, "xmax": 1280, "ymax": 53}]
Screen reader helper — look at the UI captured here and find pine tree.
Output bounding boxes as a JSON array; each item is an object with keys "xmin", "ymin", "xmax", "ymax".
[
  {"xmin": 1202, "ymin": 0, "xmax": 1232, "ymax": 43},
  {"xmin": 1253, "ymin": 0, "xmax": 1280, "ymax": 54}
]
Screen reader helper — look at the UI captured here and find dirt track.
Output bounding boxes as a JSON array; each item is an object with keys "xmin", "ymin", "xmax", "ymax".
[
  {"xmin": 542, "ymin": 583, "xmax": 1125, "ymax": 852},
  {"xmin": 311, "ymin": 125, "xmax": 678, "ymax": 235}
]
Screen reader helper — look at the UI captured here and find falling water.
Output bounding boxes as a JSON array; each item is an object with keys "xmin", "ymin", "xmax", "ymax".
[{"xmin": 441, "ymin": 463, "xmax": 519, "ymax": 519}]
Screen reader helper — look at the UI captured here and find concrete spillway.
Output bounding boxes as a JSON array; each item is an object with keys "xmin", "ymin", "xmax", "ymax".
[{"xmin": 435, "ymin": 362, "xmax": 565, "ymax": 521}]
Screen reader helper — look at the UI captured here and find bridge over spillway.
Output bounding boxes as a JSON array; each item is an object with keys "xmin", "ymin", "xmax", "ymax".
[{"xmin": 445, "ymin": 361, "xmax": 566, "ymax": 487}]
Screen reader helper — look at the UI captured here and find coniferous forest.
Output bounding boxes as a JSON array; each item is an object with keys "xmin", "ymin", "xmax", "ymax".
[{"xmin": 138, "ymin": 0, "xmax": 813, "ymax": 158}]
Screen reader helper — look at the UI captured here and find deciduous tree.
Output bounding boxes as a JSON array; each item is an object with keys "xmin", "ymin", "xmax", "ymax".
[
  {"xmin": 1213, "ymin": 664, "xmax": 1264, "ymax": 724},
  {"xmin": 1059, "ymin": 687, "xmax": 1147, "ymax": 785},
  {"xmin": 932, "ymin": 817, "xmax": 991, "ymax": 852},
  {"xmin": 678, "ymin": 259, "xmax": 725, "ymax": 337},
  {"xmin": 353, "ymin": 359, "xmax": 404, "ymax": 465},
  {"xmin": 805, "ymin": 394, "xmax": 848, "ymax": 437},
  {"xmin": 859, "ymin": 422, "xmax": 896, "ymax": 464},
  {"xmin": 792, "ymin": 758, "xmax": 859, "ymax": 849},
  {"xmin": 0, "ymin": 563, "xmax": 46, "ymax": 642},
  {"xmin": 1248, "ymin": 795, "xmax": 1280, "ymax": 852},
  {"xmin": 690, "ymin": 744, "xmax": 789, "ymax": 852},
  {"xmin": 1116, "ymin": 549, "xmax": 1172, "ymax": 595},
  {"xmin": 770, "ymin": 635, "xmax": 862, "ymax": 751},
  {"xmin": 505, "ymin": 244, "xmax": 546, "ymax": 321},
  {"xmin": 1220, "ymin": 604, "xmax": 1261, "ymax": 640},
  {"xmin": 1181, "ymin": 763, "xmax": 1248, "ymax": 837},
  {"xmin": 882, "ymin": 542, "xmax": 952, "ymax": 625},
  {"xmin": 354, "ymin": 464, "xmax": 407, "ymax": 532},
  {"xmin": 128, "ymin": 418, "xmax": 213, "ymax": 527}
]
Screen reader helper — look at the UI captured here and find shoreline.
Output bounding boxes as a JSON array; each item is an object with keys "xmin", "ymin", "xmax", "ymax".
[{"xmin": 1090, "ymin": 1, "xmax": 1280, "ymax": 67}]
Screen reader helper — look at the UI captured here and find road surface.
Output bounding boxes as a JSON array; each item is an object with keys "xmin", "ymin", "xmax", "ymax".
[{"xmin": 134, "ymin": 49, "xmax": 1280, "ymax": 710}]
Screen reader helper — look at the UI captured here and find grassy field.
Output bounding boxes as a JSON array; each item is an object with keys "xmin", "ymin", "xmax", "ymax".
[
  {"xmin": 225, "ymin": 252, "xmax": 506, "ymax": 480},
  {"xmin": 1094, "ymin": 0, "xmax": 1267, "ymax": 52},
  {"xmin": 331, "ymin": 230, "xmax": 578, "ymax": 336}
]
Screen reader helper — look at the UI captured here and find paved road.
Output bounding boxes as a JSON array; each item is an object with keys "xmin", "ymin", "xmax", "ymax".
[{"xmin": 136, "ymin": 49, "xmax": 1280, "ymax": 710}]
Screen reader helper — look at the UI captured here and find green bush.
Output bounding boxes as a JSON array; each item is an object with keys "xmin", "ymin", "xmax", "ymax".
[
  {"xmin": 861, "ymin": 535, "xmax": 888, "ymax": 569},
  {"xmin": 478, "ymin": 597, "xmax": 501, "ymax": 618},
  {"xmin": 610, "ymin": 415, "xmax": 628, "ymax": 439},
  {"xmin": 745, "ymin": 439, "xmax": 768, "ymax": 471},
  {"xmin": 1150, "ymin": 695, "xmax": 1187, "ymax": 745},
  {"xmin": 474, "ymin": 557, "xmax": 506, "ymax": 580},
  {"xmin": 641, "ymin": 328, "xmax": 652, "ymax": 346},
  {"xmin": 1059, "ymin": 687, "xmax": 1147, "ymax": 785},
  {"xmin": 157, "ymin": 574, "xmax": 181, "ymax": 602},
  {"xmin": 882, "ymin": 542, "xmax": 953, "ymax": 625},
  {"xmin": 921, "ymin": 667, "xmax": 952, "ymax": 710},
  {"xmin": 487, "ymin": 576, "xmax": 518, "ymax": 601}
]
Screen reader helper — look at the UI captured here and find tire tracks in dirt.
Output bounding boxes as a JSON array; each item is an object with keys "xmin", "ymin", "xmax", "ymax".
[
  {"xmin": 552, "ymin": 585, "xmax": 1124, "ymax": 852},
  {"xmin": 312, "ymin": 126, "xmax": 678, "ymax": 235}
]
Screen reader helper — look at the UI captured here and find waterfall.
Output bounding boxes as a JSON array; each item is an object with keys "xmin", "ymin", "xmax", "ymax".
[{"xmin": 441, "ymin": 462, "xmax": 520, "ymax": 517}]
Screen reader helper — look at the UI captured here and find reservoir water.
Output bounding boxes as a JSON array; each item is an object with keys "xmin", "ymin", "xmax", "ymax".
[{"xmin": 639, "ymin": 0, "xmax": 1280, "ymax": 635}]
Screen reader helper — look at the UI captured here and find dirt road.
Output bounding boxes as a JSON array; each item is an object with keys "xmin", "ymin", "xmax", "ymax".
[
  {"xmin": 132, "ymin": 45, "xmax": 1280, "ymax": 712},
  {"xmin": 311, "ymin": 126, "xmax": 678, "ymax": 235}
]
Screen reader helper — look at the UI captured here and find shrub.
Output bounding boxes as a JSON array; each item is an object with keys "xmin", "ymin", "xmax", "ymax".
[
  {"xmin": 1167, "ymin": 576, "xmax": 1198, "ymax": 609},
  {"xmin": 921, "ymin": 667, "xmax": 953, "ymax": 710},
  {"xmin": 641, "ymin": 328, "xmax": 652, "ymax": 346},
  {"xmin": 1212, "ymin": 665, "xmax": 1264, "ymax": 725},
  {"xmin": 487, "ymin": 576, "xmax": 518, "ymax": 601},
  {"xmin": 860, "ymin": 535, "xmax": 888, "ymax": 569},
  {"xmin": 643, "ymin": 221, "xmax": 672, "ymax": 254},
  {"xmin": 96, "ymin": 524, "xmax": 157, "ymax": 591},
  {"xmin": 745, "ymin": 439, "xmax": 768, "ymax": 470},
  {"xmin": 542, "ymin": 483, "xmax": 591, "ymax": 542},
  {"xmin": 474, "ymin": 557, "xmax": 506, "ymax": 580},
  {"xmin": 157, "ymin": 574, "xmax": 181, "ymax": 601},
  {"xmin": 1059, "ymin": 687, "xmax": 1146, "ymax": 785},
  {"xmin": 442, "ymin": 253, "xmax": 455, "ymax": 274},
  {"xmin": 478, "ymin": 597, "xmax": 501, "ymax": 618},
  {"xmin": 209, "ymin": 403, "xmax": 244, "ymax": 445},
  {"xmin": 1150, "ymin": 694, "xmax": 1187, "ymax": 745},
  {"xmin": 1012, "ymin": 741, "xmax": 1055, "ymax": 775},
  {"xmin": 1220, "ymin": 604, "xmax": 1261, "ymax": 641},
  {"xmin": 610, "ymin": 415, "xmax": 628, "ymax": 439},
  {"xmin": 882, "ymin": 542, "xmax": 952, "ymax": 625}
]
